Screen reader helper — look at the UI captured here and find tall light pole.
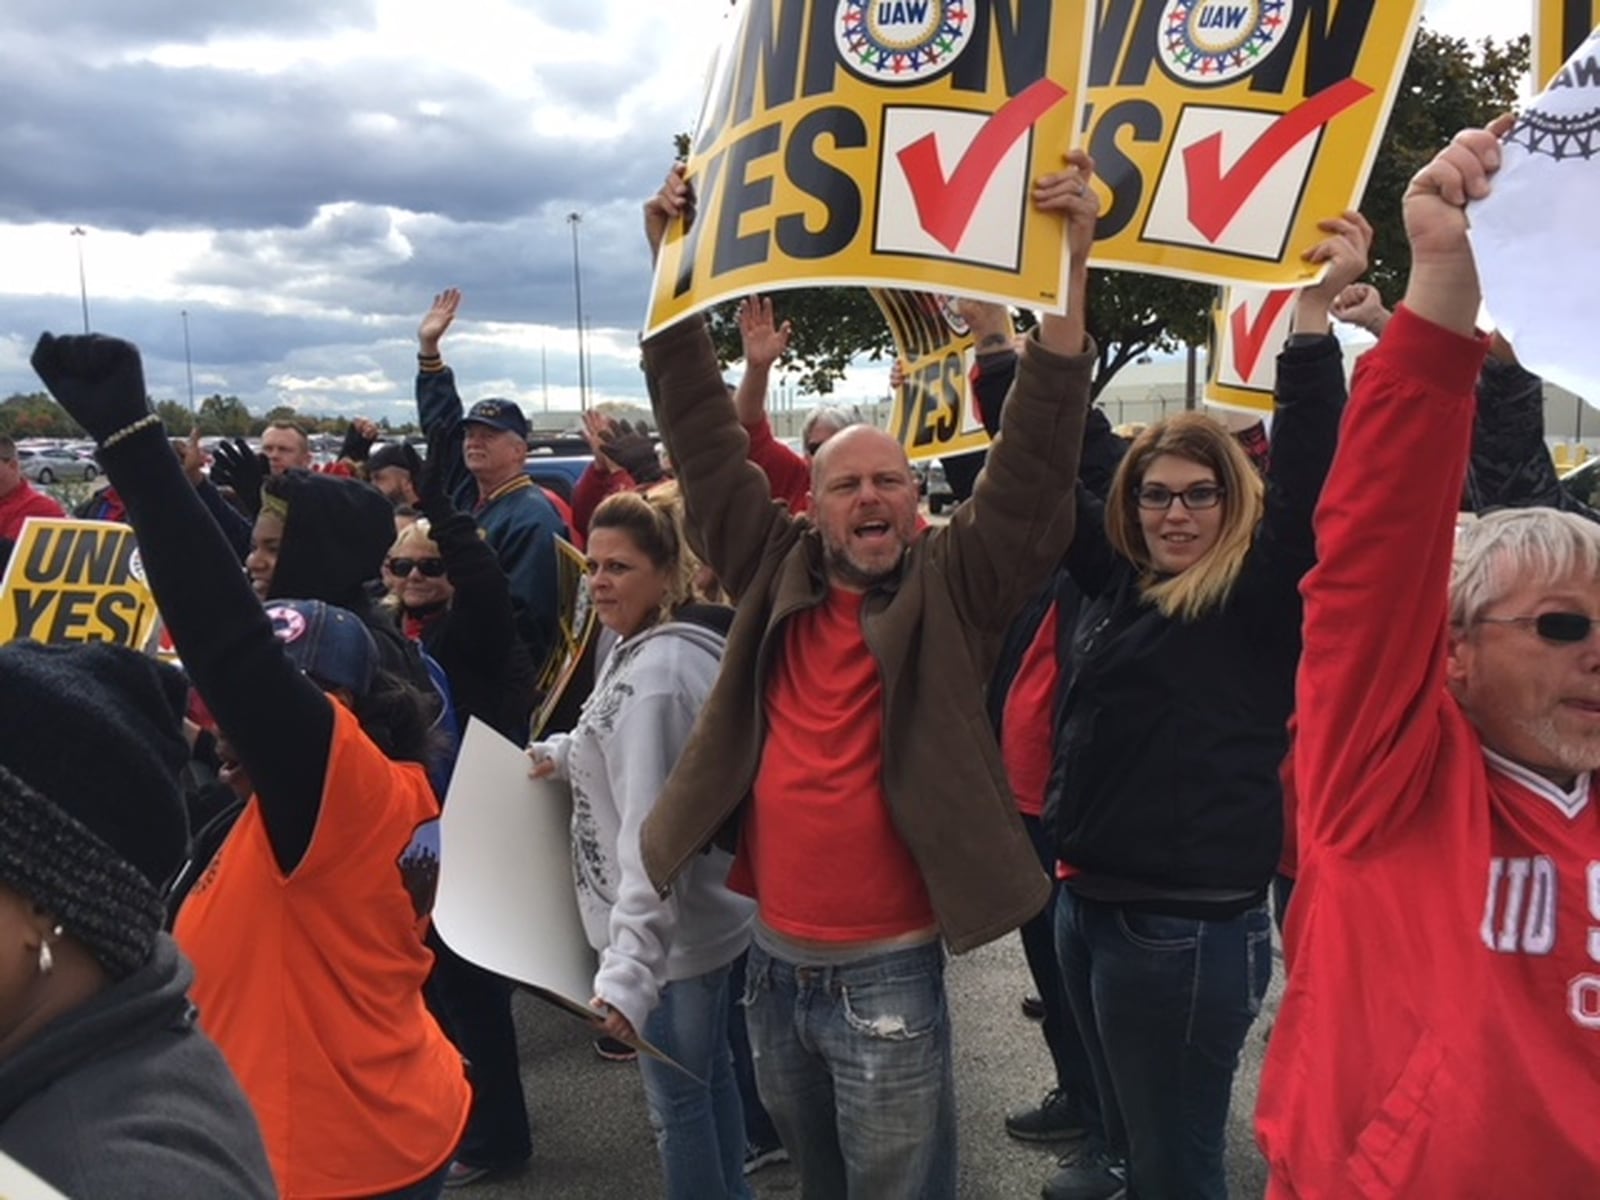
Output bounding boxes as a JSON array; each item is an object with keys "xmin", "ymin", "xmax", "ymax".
[
  {"xmin": 181, "ymin": 309, "xmax": 196, "ymax": 413},
  {"xmin": 70, "ymin": 227, "xmax": 90, "ymax": 333},
  {"xmin": 567, "ymin": 211, "xmax": 588, "ymax": 412}
]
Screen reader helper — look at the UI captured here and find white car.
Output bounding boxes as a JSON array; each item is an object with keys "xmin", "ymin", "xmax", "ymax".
[{"xmin": 18, "ymin": 447, "xmax": 98, "ymax": 484}]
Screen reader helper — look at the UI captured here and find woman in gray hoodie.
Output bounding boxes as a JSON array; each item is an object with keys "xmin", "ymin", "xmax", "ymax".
[{"xmin": 530, "ymin": 488, "xmax": 753, "ymax": 1200}]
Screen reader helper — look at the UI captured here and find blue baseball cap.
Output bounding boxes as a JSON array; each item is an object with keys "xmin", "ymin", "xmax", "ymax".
[
  {"xmin": 463, "ymin": 398, "xmax": 528, "ymax": 440},
  {"xmin": 265, "ymin": 600, "xmax": 378, "ymax": 697}
]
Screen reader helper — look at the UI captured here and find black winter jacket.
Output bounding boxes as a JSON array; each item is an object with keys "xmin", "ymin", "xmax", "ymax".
[
  {"xmin": 1466, "ymin": 355, "xmax": 1600, "ymax": 520},
  {"xmin": 1044, "ymin": 335, "xmax": 1344, "ymax": 909}
]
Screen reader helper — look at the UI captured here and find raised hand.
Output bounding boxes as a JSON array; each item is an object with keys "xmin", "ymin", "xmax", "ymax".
[
  {"xmin": 599, "ymin": 420, "xmax": 664, "ymax": 485},
  {"xmin": 1401, "ymin": 118, "xmax": 1513, "ymax": 334},
  {"xmin": 1032, "ymin": 149, "xmax": 1101, "ymax": 268},
  {"xmin": 1331, "ymin": 283, "xmax": 1391, "ymax": 336},
  {"xmin": 643, "ymin": 163, "xmax": 692, "ymax": 263},
  {"xmin": 418, "ymin": 289, "xmax": 461, "ymax": 356},
  {"xmin": 210, "ymin": 438, "xmax": 267, "ymax": 518},
  {"xmin": 581, "ymin": 409, "xmax": 620, "ymax": 473},
  {"xmin": 1294, "ymin": 211, "xmax": 1373, "ymax": 332},
  {"xmin": 737, "ymin": 295, "xmax": 792, "ymax": 371},
  {"xmin": 951, "ymin": 297, "xmax": 1014, "ymax": 352},
  {"xmin": 30, "ymin": 333, "xmax": 152, "ymax": 444}
]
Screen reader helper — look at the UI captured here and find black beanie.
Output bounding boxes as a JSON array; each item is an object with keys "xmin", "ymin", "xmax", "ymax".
[{"xmin": 0, "ymin": 642, "xmax": 191, "ymax": 977}]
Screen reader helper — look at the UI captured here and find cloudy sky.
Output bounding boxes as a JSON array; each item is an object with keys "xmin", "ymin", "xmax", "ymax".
[{"xmin": 0, "ymin": 0, "xmax": 1526, "ymax": 427}]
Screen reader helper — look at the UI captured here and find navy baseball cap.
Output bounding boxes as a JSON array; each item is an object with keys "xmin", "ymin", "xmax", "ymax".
[
  {"xmin": 265, "ymin": 600, "xmax": 378, "ymax": 697},
  {"xmin": 463, "ymin": 398, "xmax": 528, "ymax": 440}
]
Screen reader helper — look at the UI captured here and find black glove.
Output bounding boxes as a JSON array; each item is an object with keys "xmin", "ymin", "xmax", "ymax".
[
  {"xmin": 337, "ymin": 422, "xmax": 377, "ymax": 464},
  {"xmin": 30, "ymin": 333, "xmax": 152, "ymax": 445},
  {"xmin": 601, "ymin": 420, "xmax": 665, "ymax": 485},
  {"xmin": 209, "ymin": 438, "xmax": 267, "ymax": 519}
]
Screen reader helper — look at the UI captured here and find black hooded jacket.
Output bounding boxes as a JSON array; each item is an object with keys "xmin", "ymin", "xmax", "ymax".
[{"xmin": 264, "ymin": 470, "xmax": 431, "ymax": 688}]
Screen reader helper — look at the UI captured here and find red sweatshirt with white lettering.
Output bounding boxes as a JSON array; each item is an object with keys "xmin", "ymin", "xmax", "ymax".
[{"xmin": 1256, "ymin": 307, "xmax": 1600, "ymax": 1197}]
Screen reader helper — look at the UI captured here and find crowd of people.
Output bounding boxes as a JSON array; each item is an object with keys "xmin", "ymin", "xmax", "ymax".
[{"xmin": 0, "ymin": 114, "xmax": 1595, "ymax": 1200}]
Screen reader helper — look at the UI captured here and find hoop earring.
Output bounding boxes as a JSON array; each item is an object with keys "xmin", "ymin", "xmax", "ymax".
[{"xmin": 37, "ymin": 925, "xmax": 61, "ymax": 976}]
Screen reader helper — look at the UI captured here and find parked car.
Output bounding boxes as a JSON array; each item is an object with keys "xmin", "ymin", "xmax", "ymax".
[
  {"xmin": 18, "ymin": 447, "xmax": 97, "ymax": 484},
  {"xmin": 924, "ymin": 458, "xmax": 956, "ymax": 515},
  {"xmin": 1561, "ymin": 455, "xmax": 1600, "ymax": 509}
]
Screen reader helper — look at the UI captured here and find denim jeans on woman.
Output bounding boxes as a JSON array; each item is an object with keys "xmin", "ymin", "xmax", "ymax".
[
  {"xmin": 1054, "ymin": 888, "xmax": 1272, "ymax": 1200},
  {"xmin": 741, "ymin": 939, "xmax": 955, "ymax": 1200},
  {"xmin": 637, "ymin": 963, "xmax": 751, "ymax": 1200}
]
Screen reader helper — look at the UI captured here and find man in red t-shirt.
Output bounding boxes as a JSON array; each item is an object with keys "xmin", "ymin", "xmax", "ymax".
[
  {"xmin": 0, "ymin": 435, "xmax": 67, "ymax": 540},
  {"xmin": 1257, "ymin": 124, "xmax": 1600, "ymax": 1195},
  {"xmin": 637, "ymin": 153, "xmax": 1100, "ymax": 1199}
]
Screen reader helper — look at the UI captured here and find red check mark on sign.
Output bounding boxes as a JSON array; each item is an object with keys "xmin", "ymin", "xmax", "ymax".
[
  {"xmin": 1230, "ymin": 290, "xmax": 1296, "ymax": 381},
  {"xmin": 1183, "ymin": 78, "xmax": 1373, "ymax": 244},
  {"xmin": 897, "ymin": 78, "xmax": 1069, "ymax": 253}
]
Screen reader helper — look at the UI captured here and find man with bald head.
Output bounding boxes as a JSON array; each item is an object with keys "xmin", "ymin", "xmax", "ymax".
[{"xmin": 633, "ymin": 153, "xmax": 1100, "ymax": 1200}]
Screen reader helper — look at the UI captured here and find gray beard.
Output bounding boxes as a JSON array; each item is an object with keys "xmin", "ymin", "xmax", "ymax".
[
  {"xmin": 823, "ymin": 542, "xmax": 904, "ymax": 590},
  {"xmin": 1513, "ymin": 714, "xmax": 1600, "ymax": 776}
]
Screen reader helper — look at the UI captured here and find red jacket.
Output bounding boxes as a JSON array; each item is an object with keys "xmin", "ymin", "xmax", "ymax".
[
  {"xmin": 743, "ymin": 417, "xmax": 809, "ymax": 514},
  {"xmin": 0, "ymin": 479, "xmax": 66, "ymax": 541},
  {"xmin": 1256, "ymin": 308, "xmax": 1600, "ymax": 1196}
]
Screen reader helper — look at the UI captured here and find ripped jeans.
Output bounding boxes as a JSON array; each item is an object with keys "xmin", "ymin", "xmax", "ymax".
[{"xmin": 741, "ymin": 939, "xmax": 955, "ymax": 1200}]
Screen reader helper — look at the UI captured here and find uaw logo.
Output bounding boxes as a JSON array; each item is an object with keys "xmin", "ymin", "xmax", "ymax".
[
  {"xmin": 1158, "ymin": 0, "xmax": 1291, "ymax": 86},
  {"xmin": 1506, "ymin": 50, "xmax": 1600, "ymax": 161},
  {"xmin": 835, "ymin": 0, "xmax": 975, "ymax": 85}
]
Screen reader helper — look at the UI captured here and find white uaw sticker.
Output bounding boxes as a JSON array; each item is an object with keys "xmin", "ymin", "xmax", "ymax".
[
  {"xmin": 835, "ymin": 0, "xmax": 974, "ymax": 84},
  {"xmin": 266, "ymin": 604, "xmax": 308, "ymax": 644},
  {"xmin": 1158, "ymin": 0, "xmax": 1292, "ymax": 87},
  {"xmin": 127, "ymin": 546, "xmax": 146, "ymax": 584}
]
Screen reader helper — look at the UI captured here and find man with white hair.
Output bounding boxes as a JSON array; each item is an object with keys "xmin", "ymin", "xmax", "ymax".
[{"xmin": 1256, "ymin": 121, "xmax": 1600, "ymax": 1195}]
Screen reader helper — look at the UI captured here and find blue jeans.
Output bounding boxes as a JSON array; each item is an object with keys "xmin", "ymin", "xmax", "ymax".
[
  {"xmin": 638, "ymin": 963, "xmax": 751, "ymax": 1200},
  {"xmin": 742, "ymin": 939, "xmax": 955, "ymax": 1200},
  {"xmin": 726, "ymin": 949, "xmax": 782, "ymax": 1150},
  {"xmin": 1018, "ymin": 814, "xmax": 1104, "ymax": 1141},
  {"xmin": 1054, "ymin": 890, "xmax": 1272, "ymax": 1200}
]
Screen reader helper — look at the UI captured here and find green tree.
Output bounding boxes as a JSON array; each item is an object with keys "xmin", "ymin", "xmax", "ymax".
[
  {"xmin": 1361, "ymin": 28, "xmax": 1528, "ymax": 305},
  {"xmin": 197, "ymin": 394, "xmax": 253, "ymax": 438},
  {"xmin": 0, "ymin": 392, "xmax": 82, "ymax": 438},
  {"xmin": 154, "ymin": 399, "xmax": 196, "ymax": 436}
]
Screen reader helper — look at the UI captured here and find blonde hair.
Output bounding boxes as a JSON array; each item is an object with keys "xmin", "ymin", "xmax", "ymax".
[
  {"xmin": 381, "ymin": 518, "xmax": 439, "ymax": 612},
  {"xmin": 1105, "ymin": 413, "xmax": 1265, "ymax": 621},
  {"xmin": 1451, "ymin": 508, "xmax": 1600, "ymax": 628},
  {"xmin": 590, "ymin": 490, "xmax": 694, "ymax": 624}
]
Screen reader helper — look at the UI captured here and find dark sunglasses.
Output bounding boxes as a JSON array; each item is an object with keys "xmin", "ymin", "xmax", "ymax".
[
  {"xmin": 1134, "ymin": 483, "xmax": 1225, "ymax": 511},
  {"xmin": 386, "ymin": 556, "xmax": 447, "ymax": 578},
  {"xmin": 1475, "ymin": 612, "xmax": 1595, "ymax": 644},
  {"xmin": 805, "ymin": 441, "xmax": 825, "ymax": 458}
]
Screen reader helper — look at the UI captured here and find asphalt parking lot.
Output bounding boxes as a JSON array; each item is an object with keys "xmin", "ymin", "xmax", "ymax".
[{"xmin": 467, "ymin": 934, "xmax": 1281, "ymax": 1199}]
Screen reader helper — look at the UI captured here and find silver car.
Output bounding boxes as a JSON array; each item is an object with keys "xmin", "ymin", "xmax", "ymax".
[{"xmin": 18, "ymin": 447, "xmax": 98, "ymax": 484}]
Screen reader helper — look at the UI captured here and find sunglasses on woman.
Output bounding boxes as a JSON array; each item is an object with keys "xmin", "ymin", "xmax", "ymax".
[
  {"xmin": 1475, "ymin": 612, "xmax": 1596, "ymax": 644},
  {"xmin": 386, "ymin": 557, "xmax": 447, "ymax": 578}
]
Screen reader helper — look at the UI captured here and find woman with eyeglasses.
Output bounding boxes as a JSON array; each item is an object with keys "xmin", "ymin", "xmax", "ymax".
[{"xmin": 1039, "ymin": 216, "xmax": 1366, "ymax": 1200}]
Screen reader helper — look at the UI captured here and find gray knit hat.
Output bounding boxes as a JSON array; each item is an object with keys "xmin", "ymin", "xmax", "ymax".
[{"xmin": 0, "ymin": 642, "xmax": 190, "ymax": 978}]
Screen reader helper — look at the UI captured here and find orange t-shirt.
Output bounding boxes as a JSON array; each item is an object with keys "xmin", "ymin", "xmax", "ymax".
[
  {"xmin": 176, "ymin": 702, "xmax": 469, "ymax": 1198},
  {"xmin": 737, "ymin": 586, "xmax": 935, "ymax": 941}
]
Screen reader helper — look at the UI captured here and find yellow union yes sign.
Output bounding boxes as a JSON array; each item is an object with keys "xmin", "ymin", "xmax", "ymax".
[
  {"xmin": 0, "ymin": 518, "xmax": 160, "ymax": 648},
  {"xmin": 1536, "ymin": 0, "xmax": 1600, "ymax": 87},
  {"xmin": 875, "ymin": 288, "xmax": 991, "ymax": 461},
  {"xmin": 645, "ymin": 0, "xmax": 1094, "ymax": 336},
  {"xmin": 1084, "ymin": 0, "xmax": 1421, "ymax": 288}
]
